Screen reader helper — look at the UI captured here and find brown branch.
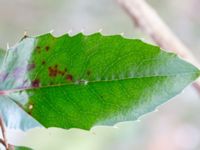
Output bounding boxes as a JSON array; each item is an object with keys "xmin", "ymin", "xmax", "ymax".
[
  {"xmin": 0, "ymin": 138, "xmax": 6, "ymax": 147},
  {"xmin": 8, "ymin": 144, "xmax": 15, "ymax": 150},
  {"xmin": 0, "ymin": 116, "xmax": 8, "ymax": 150},
  {"xmin": 118, "ymin": 0, "xmax": 200, "ymax": 93}
]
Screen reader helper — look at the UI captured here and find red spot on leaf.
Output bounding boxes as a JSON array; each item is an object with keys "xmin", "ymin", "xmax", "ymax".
[
  {"xmin": 66, "ymin": 74, "xmax": 73, "ymax": 82},
  {"xmin": 48, "ymin": 66, "xmax": 58, "ymax": 77},
  {"xmin": 48, "ymin": 65, "xmax": 67, "ymax": 78},
  {"xmin": 31, "ymin": 79, "xmax": 40, "ymax": 87}
]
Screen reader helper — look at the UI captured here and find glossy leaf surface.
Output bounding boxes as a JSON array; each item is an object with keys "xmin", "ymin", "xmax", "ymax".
[{"xmin": 0, "ymin": 33, "xmax": 199, "ymax": 130}]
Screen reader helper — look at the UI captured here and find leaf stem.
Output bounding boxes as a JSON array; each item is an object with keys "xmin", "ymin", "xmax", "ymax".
[{"xmin": 0, "ymin": 116, "xmax": 8, "ymax": 150}]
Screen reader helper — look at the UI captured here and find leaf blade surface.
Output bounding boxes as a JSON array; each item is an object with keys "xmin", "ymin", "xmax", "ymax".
[{"xmin": 0, "ymin": 33, "xmax": 199, "ymax": 130}]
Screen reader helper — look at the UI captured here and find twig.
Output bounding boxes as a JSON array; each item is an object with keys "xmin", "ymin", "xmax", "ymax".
[
  {"xmin": 8, "ymin": 144, "xmax": 15, "ymax": 150},
  {"xmin": 0, "ymin": 138, "xmax": 6, "ymax": 147},
  {"xmin": 118, "ymin": 0, "xmax": 200, "ymax": 92},
  {"xmin": 0, "ymin": 116, "xmax": 8, "ymax": 150}
]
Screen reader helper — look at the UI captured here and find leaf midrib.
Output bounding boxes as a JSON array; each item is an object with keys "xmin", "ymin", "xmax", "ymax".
[{"xmin": 0, "ymin": 71, "xmax": 197, "ymax": 95}]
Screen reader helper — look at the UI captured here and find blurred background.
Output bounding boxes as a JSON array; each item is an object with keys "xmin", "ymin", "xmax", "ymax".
[{"xmin": 0, "ymin": 0, "xmax": 200, "ymax": 149}]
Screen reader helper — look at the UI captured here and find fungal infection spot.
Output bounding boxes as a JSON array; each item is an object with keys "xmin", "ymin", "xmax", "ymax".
[
  {"xmin": 36, "ymin": 46, "xmax": 41, "ymax": 50},
  {"xmin": 48, "ymin": 65, "xmax": 67, "ymax": 78},
  {"xmin": 45, "ymin": 46, "xmax": 50, "ymax": 51},
  {"xmin": 35, "ymin": 46, "xmax": 41, "ymax": 53},
  {"xmin": 42, "ymin": 60, "xmax": 46, "ymax": 65},
  {"xmin": 66, "ymin": 74, "xmax": 73, "ymax": 82},
  {"xmin": 48, "ymin": 66, "xmax": 58, "ymax": 77},
  {"xmin": 31, "ymin": 79, "xmax": 40, "ymax": 87}
]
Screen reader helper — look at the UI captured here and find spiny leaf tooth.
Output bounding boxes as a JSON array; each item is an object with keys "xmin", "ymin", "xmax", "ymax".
[
  {"xmin": 98, "ymin": 28, "xmax": 103, "ymax": 33},
  {"xmin": 49, "ymin": 29, "xmax": 54, "ymax": 34}
]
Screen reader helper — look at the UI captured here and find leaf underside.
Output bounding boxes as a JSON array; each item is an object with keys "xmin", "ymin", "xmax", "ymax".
[{"xmin": 0, "ymin": 33, "xmax": 199, "ymax": 130}]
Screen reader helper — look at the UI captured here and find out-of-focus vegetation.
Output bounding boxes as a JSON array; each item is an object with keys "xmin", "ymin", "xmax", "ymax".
[{"xmin": 0, "ymin": 0, "xmax": 200, "ymax": 149}]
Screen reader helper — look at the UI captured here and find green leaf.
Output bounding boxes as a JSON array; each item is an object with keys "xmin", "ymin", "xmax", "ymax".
[
  {"xmin": 0, "ymin": 33, "xmax": 199, "ymax": 130},
  {"xmin": 0, "ymin": 48, "xmax": 41, "ymax": 130},
  {"xmin": 13, "ymin": 145, "xmax": 33, "ymax": 150}
]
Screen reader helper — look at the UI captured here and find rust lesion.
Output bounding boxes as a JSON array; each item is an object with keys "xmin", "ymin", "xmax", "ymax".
[
  {"xmin": 45, "ymin": 46, "xmax": 50, "ymax": 51},
  {"xmin": 31, "ymin": 79, "xmax": 40, "ymax": 87},
  {"xmin": 48, "ymin": 66, "xmax": 58, "ymax": 77},
  {"xmin": 36, "ymin": 46, "xmax": 41, "ymax": 50},
  {"xmin": 42, "ymin": 60, "xmax": 46, "ymax": 65},
  {"xmin": 35, "ymin": 46, "xmax": 41, "ymax": 53},
  {"xmin": 66, "ymin": 74, "xmax": 73, "ymax": 82},
  {"xmin": 48, "ymin": 65, "xmax": 69, "ymax": 78}
]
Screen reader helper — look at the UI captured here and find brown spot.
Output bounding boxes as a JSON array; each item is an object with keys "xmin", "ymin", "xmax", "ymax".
[
  {"xmin": 48, "ymin": 65, "xmax": 68, "ymax": 78},
  {"xmin": 48, "ymin": 66, "xmax": 58, "ymax": 77},
  {"xmin": 31, "ymin": 79, "xmax": 40, "ymax": 87},
  {"xmin": 58, "ymin": 70, "xmax": 65, "ymax": 76},
  {"xmin": 42, "ymin": 60, "xmax": 46, "ymax": 65},
  {"xmin": 45, "ymin": 46, "xmax": 50, "ymax": 51},
  {"xmin": 35, "ymin": 46, "xmax": 41, "ymax": 53},
  {"xmin": 66, "ymin": 74, "xmax": 73, "ymax": 81},
  {"xmin": 27, "ymin": 64, "xmax": 35, "ymax": 71},
  {"xmin": 36, "ymin": 46, "xmax": 41, "ymax": 50}
]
